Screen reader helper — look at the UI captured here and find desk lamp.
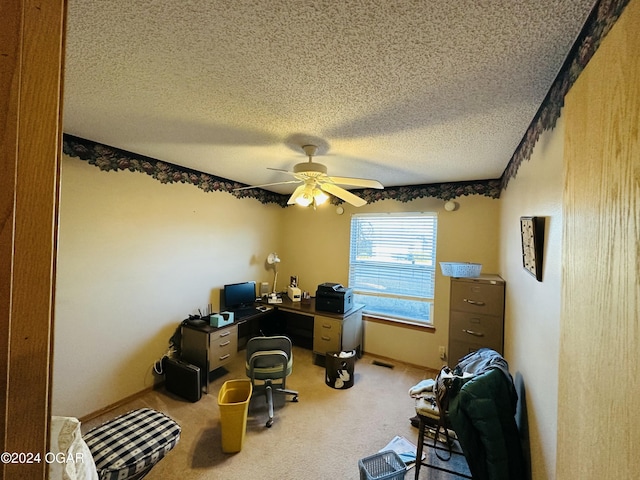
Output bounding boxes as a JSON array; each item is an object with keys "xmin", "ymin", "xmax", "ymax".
[{"xmin": 267, "ymin": 253, "xmax": 281, "ymax": 294}]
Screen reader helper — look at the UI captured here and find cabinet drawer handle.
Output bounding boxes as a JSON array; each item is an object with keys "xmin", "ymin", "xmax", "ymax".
[
  {"xmin": 219, "ymin": 340, "xmax": 230, "ymax": 347},
  {"xmin": 219, "ymin": 331, "xmax": 231, "ymax": 337},
  {"xmin": 463, "ymin": 329, "xmax": 484, "ymax": 337},
  {"xmin": 322, "ymin": 324, "xmax": 332, "ymax": 329},
  {"xmin": 464, "ymin": 299, "xmax": 486, "ymax": 306},
  {"xmin": 219, "ymin": 354, "xmax": 230, "ymax": 361},
  {"xmin": 321, "ymin": 336, "xmax": 331, "ymax": 341}
]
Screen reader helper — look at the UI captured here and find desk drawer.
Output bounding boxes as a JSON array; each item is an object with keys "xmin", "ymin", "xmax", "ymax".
[
  {"xmin": 209, "ymin": 325, "xmax": 237, "ymax": 370},
  {"xmin": 313, "ymin": 316, "xmax": 341, "ymax": 354}
]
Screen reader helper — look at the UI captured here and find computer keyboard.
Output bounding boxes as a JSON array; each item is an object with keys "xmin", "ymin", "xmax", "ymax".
[{"xmin": 232, "ymin": 307, "xmax": 260, "ymax": 318}]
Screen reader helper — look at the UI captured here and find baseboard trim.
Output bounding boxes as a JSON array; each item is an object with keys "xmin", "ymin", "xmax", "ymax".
[
  {"xmin": 79, "ymin": 381, "xmax": 165, "ymax": 423},
  {"xmin": 362, "ymin": 351, "xmax": 439, "ymax": 375},
  {"xmin": 78, "ymin": 351, "xmax": 437, "ymax": 423}
]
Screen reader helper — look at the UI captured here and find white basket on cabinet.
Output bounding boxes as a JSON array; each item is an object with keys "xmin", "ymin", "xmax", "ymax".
[{"xmin": 439, "ymin": 262, "xmax": 482, "ymax": 278}]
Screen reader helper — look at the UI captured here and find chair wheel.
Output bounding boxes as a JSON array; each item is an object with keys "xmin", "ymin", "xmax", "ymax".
[
  {"xmin": 292, "ymin": 395, "xmax": 299, "ymax": 403},
  {"xmin": 266, "ymin": 419, "xmax": 273, "ymax": 428}
]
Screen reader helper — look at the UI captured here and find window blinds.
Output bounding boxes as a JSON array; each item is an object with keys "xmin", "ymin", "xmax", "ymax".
[{"xmin": 349, "ymin": 212, "xmax": 437, "ymax": 302}]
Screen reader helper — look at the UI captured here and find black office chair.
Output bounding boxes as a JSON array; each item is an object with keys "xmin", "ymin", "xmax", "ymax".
[{"xmin": 245, "ymin": 335, "xmax": 298, "ymax": 427}]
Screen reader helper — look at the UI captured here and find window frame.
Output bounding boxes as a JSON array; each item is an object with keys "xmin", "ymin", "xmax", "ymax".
[{"xmin": 348, "ymin": 212, "xmax": 438, "ymax": 325}]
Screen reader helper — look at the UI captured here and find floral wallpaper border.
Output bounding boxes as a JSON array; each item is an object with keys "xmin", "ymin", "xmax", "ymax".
[
  {"xmin": 62, "ymin": 0, "xmax": 629, "ymax": 207},
  {"xmin": 62, "ymin": 135, "xmax": 502, "ymax": 207},
  {"xmin": 62, "ymin": 135, "xmax": 289, "ymax": 206}
]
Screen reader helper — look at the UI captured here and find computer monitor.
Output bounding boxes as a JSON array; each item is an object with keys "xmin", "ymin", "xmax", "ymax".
[{"xmin": 223, "ymin": 281, "xmax": 256, "ymax": 309}]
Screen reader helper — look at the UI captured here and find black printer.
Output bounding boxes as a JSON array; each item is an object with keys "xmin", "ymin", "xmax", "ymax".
[{"xmin": 315, "ymin": 283, "xmax": 353, "ymax": 314}]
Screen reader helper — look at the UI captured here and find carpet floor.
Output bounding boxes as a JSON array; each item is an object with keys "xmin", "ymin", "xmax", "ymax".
[{"xmin": 81, "ymin": 347, "xmax": 471, "ymax": 479}]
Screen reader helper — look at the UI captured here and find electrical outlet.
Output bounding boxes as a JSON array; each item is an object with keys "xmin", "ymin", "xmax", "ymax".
[{"xmin": 439, "ymin": 346, "xmax": 446, "ymax": 360}]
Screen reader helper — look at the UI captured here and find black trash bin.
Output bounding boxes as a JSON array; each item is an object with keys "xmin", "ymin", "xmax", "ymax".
[{"xmin": 325, "ymin": 350, "xmax": 356, "ymax": 389}]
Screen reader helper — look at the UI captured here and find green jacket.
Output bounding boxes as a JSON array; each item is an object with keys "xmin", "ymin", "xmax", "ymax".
[{"xmin": 447, "ymin": 351, "xmax": 525, "ymax": 480}]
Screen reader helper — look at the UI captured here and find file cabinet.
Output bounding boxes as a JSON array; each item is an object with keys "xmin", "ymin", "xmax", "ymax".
[{"xmin": 448, "ymin": 275, "xmax": 505, "ymax": 366}]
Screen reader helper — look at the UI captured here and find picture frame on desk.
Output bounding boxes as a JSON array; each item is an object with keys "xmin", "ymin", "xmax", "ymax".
[{"xmin": 520, "ymin": 216, "xmax": 545, "ymax": 281}]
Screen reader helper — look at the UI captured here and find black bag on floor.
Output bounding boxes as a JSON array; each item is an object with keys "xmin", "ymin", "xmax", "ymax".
[{"xmin": 164, "ymin": 357, "xmax": 202, "ymax": 402}]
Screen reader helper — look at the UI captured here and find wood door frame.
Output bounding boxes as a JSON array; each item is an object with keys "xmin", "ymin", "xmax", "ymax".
[
  {"xmin": 558, "ymin": 0, "xmax": 640, "ymax": 477},
  {"xmin": 1, "ymin": 1, "xmax": 66, "ymax": 478}
]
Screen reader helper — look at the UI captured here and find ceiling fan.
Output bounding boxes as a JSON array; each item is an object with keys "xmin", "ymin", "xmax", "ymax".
[{"xmin": 235, "ymin": 144, "xmax": 383, "ymax": 207}]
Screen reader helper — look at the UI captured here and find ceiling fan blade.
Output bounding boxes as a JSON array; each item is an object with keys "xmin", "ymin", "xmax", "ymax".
[
  {"xmin": 287, "ymin": 184, "xmax": 307, "ymax": 205},
  {"xmin": 327, "ymin": 176, "xmax": 384, "ymax": 189},
  {"xmin": 267, "ymin": 167, "xmax": 295, "ymax": 174},
  {"xmin": 234, "ymin": 180, "xmax": 300, "ymax": 191},
  {"xmin": 320, "ymin": 182, "xmax": 367, "ymax": 207}
]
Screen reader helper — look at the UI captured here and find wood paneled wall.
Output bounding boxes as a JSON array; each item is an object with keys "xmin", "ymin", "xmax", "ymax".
[
  {"xmin": 1, "ymin": 1, "xmax": 66, "ymax": 478},
  {"xmin": 559, "ymin": 0, "xmax": 639, "ymax": 477}
]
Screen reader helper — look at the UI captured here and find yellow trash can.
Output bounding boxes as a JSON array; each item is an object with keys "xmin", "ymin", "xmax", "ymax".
[{"xmin": 217, "ymin": 379, "xmax": 253, "ymax": 453}]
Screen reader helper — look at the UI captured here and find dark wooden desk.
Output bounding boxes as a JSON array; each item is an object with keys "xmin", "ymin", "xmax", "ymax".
[
  {"xmin": 181, "ymin": 298, "xmax": 364, "ymax": 390},
  {"xmin": 262, "ymin": 296, "xmax": 363, "ymax": 320},
  {"xmin": 254, "ymin": 297, "xmax": 364, "ymax": 356}
]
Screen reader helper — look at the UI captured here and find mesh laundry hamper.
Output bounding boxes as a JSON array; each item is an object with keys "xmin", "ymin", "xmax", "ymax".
[{"xmin": 358, "ymin": 450, "xmax": 406, "ymax": 480}]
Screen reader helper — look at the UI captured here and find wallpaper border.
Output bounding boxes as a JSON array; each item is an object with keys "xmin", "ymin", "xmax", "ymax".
[
  {"xmin": 62, "ymin": 135, "xmax": 502, "ymax": 206},
  {"xmin": 62, "ymin": 135, "xmax": 289, "ymax": 206},
  {"xmin": 62, "ymin": 0, "xmax": 629, "ymax": 207}
]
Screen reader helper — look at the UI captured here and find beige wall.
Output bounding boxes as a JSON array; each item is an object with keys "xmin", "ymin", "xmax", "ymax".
[
  {"xmin": 498, "ymin": 3, "xmax": 640, "ymax": 479},
  {"xmin": 54, "ymin": 155, "xmax": 501, "ymax": 416},
  {"xmin": 280, "ymin": 195, "xmax": 501, "ymax": 368},
  {"xmin": 53, "ymin": 157, "xmax": 284, "ymax": 417},
  {"xmin": 499, "ymin": 118, "xmax": 565, "ymax": 479}
]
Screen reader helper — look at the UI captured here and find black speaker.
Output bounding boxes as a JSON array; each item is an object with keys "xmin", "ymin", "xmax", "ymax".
[{"xmin": 164, "ymin": 357, "xmax": 202, "ymax": 402}]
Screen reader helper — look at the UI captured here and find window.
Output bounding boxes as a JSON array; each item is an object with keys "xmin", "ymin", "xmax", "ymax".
[{"xmin": 348, "ymin": 212, "xmax": 437, "ymax": 324}]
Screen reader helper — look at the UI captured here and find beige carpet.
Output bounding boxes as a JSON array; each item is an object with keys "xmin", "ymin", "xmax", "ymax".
[{"xmin": 81, "ymin": 347, "xmax": 470, "ymax": 479}]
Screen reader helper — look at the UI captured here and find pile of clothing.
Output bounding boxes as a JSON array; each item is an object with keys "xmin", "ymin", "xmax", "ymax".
[{"xmin": 408, "ymin": 348, "xmax": 526, "ymax": 480}]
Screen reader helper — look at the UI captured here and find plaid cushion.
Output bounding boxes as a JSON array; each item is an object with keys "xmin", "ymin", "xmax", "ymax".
[{"xmin": 84, "ymin": 408, "xmax": 181, "ymax": 480}]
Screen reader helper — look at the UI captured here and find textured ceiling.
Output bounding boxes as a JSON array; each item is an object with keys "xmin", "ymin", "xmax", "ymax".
[{"xmin": 63, "ymin": 0, "xmax": 596, "ymax": 194}]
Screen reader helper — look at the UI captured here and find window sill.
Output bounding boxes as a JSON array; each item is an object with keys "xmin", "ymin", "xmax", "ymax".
[{"xmin": 363, "ymin": 314, "xmax": 436, "ymax": 333}]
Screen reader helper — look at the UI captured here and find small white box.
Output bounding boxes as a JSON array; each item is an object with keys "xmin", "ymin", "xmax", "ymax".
[{"xmin": 287, "ymin": 286, "xmax": 301, "ymax": 302}]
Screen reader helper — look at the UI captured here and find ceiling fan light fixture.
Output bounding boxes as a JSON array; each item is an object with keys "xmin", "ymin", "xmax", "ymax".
[
  {"xmin": 294, "ymin": 183, "xmax": 314, "ymax": 207},
  {"xmin": 295, "ymin": 194, "xmax": 313, "ymax": 207},
  {"xmin": 312, "ymin": 187, "xmax": 329, "ymax": 205},
  {"xmin": 243, "ymin": 142, "xmax": 382, "ymax": 208},
  {"xmin": 293, "ymin": 162, "xmax": 327, "ymax": 175}
]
